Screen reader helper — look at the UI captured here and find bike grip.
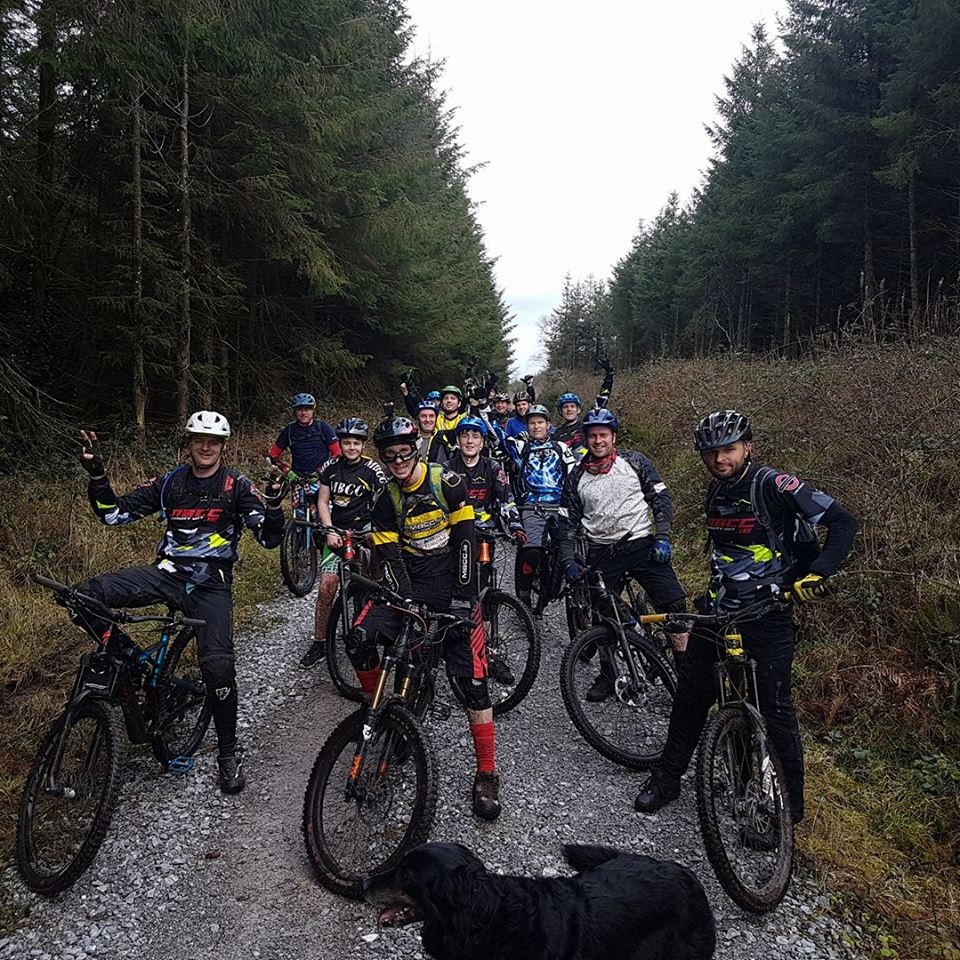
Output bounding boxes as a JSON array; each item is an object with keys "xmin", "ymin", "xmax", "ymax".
[
  {"xmin": 352, "ymin": 573, "xmax": 404, "ymax": 604},
  {"xmin": 33, "ymin": 573, "xmax": 70, "ymax": 592},
  {"xmin": 638, "ymin": 613, "xmax": 668, "ymax": 625},
  {"xmin": 181, "ymin": 617, "xmax": 207, "ymax": 628}
]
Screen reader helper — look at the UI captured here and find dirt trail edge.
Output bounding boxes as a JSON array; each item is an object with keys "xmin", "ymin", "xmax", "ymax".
[{"xmin": 1, "ymin": 586, "xmax": 867, "ymax": 960}]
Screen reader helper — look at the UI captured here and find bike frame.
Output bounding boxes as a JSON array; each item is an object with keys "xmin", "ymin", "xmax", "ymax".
[{"xmin": 290, "ymin": 475, "xmax": 320, "ymax": 552}]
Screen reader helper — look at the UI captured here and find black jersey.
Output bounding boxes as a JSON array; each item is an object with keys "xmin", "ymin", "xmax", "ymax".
[
  {"xmin": 446, "ymin": 451, "xmax": 521, "ymax": 532},
  {"xmin": 88, "ymin": 465, "xmax": 283, "ymax": 588},
  {"xmin": 317, "ymin": 454, "xmax": 387, "ymax": 529}
]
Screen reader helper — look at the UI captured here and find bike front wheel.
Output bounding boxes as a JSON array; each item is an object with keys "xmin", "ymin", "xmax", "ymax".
[
  {"xmin": 559, "ymin": 625, "xmax": 676, "ymax": 770},
  {"xmin": 480, "ymin": 590, "xmax": 541, "ymax": 716},
  {"xmin": 151, "ymin": 628, "xmax": 212, "ymax": 767},
  {"xmin": 280, "ymin": 518, "xmax": 317, "ymax": 597},
  {"xmin": 695, "ymin": 706, "xmax": 794, "ymax": 913},
  {"xmin": 16, "ymin": 699, "xmax": 123, "ymax": 895},
  {"xmin": 302, "ymin": 702, "xmax": 437, "ymax": 899}
]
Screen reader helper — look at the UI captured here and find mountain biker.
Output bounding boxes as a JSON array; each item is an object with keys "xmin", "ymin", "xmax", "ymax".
[
  {"xmin": 435, "ymin": 385, "xmax": 468, "ymax": 445},
  {"xmin": 415, "ymin": 400, "xmax": 452, "ymax": 464},
  {"xmin": 268, "ymin": 393, "xmax": 340, "ymax": 479},
  {"xmin": 77, "ymin": 412, "xmax": 285, "ymax": 795},
  {"xmin": 552, "ymin": 356, "xmax": 615, "ymax": 448},
  {"xmin": 505, "ymin": 375, "xmax": 537, "ymax": 438},
  {"xmin": 298, "ymin": 418, "xmax": 388, "ymax": 669},
  {"xmin": 633, "ymin": 410, "xmax": 858, "ymax": 827},
  {"xmin": 488, "ymin": 392, "xmax": 512, "ymax": 433},
  {"xmin": 558, "ymin": 408, "xmax": 687, "ymax": 700},
  {"xmin": 490, "ymin": 403, "xmax": 577, "ymax": 606},
  {"xmin": 399, "ymin": 380, "xmax": 442, "ymax": 418},
  {"xmin": 347, "ymin": 416, "xmax": 502, "ymax": 820}
]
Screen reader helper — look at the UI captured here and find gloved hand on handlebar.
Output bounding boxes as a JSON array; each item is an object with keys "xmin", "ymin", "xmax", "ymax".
[
  {"xmin": 791, "ymin": 573, "xmax": 826, "ymax": 603},
  {"xmin": 565, "ymin": 561, "xmax": 586, "ymax": 583},
  {"xmin": 651, "ymin": 537, "xmax": 672, "ymax": 563},
  {"xmin": 511, "ymin": 526, "xmax": 527, "ymax": 545}
]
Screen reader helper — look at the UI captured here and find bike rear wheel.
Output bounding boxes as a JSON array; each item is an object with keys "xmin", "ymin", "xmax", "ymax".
[
  {"xmin": 695, "ymin": 706, "xmax": 794, "ymax": 913},
  {"xmin": 281, "ymin": 518, "xmax": 317, "ymax": 597},
  {"xmin": 151, "ymin": 628, "xmax": 212, "ymax": 767},
  {"xmin": 302, "ymin": 702, "xmax": 436, "ymax": 899},
  {"xmin": 325, "ymin": 581, "xmax": 368, "ymax": 703},
  {"xmin": 481, "ymin": 590, "xmax": 540, "ymax": 715},
  {"xmin": 16, "ymin": 699, "xmax": 123, "ymax": 895},
  {"xmin": 560, "ymin": 625, "xmax": 676, "ymax": 770}
]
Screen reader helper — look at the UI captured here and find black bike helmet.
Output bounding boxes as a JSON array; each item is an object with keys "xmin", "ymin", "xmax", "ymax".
[
  {"xmin": 693, "ymin": 409, "xmax": 753, "ymax": 451},
  {"xmin": 336, "ymin": 416, "xmax": 368, "ymax": 440},
  {"xmin": 524, "ymin": 403, "xmax": 551, "ymax": 423},
  {"xmin": 373, "ymin": 416, "xmax": 419, "ymax": 451},
  {"xmin": 492, "ymin": 392, "xmax": 510, "ymax": 403},
  {"xmin": 513, "ymin": 390, "xmax": 531, "ymax": 405}
]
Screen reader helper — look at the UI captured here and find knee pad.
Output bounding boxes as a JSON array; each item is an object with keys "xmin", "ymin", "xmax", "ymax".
[
  {"xmin": 345, "ymin": 627, "xmax": 379, "ymax": 671},
  {"xmin": 201, "ymin": 655, "xmax": 237, "ymax": 700},
  {"xmin": 448, "ymin": 675, "xmax": 491, "ymax": 711}
]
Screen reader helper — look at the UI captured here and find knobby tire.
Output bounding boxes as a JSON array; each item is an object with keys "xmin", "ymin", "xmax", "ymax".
[
  {"xmin": 695, "ymin": 706, "xmax": 794, "ymax": 913},
  {"xmin": 151, "ymin": 628, "xmax": 212, "ymax": 767},
  {"xmin": 16, "ymin": 699, "xmax": 123, "ymax": 895},
  {"xmin": 560, "ymin": 625, "xmax": 676, "ymax": 770},
  {"xmin": 302, "ymin": 702, "xmax": 436, "ymax": 899}
]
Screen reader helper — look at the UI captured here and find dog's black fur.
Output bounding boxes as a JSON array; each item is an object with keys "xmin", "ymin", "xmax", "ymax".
[{"xmin": 364, "ymin": 842, "xmax": 716, "ymax": 960}]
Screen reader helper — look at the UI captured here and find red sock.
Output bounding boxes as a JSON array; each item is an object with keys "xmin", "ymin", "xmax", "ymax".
[
  {"xmin": 470, "ymin": 721, "xmax": 496, "ymax": 773},
  {"xmin": 356, "ymin": 666, "xmax": 382, "ymax": 695},
  {"xmin": 521, "ymin": 561, "xmax": 535, "ymax": 576}
]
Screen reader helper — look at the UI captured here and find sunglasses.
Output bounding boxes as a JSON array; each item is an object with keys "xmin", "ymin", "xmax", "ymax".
[{"xmin": 381, "ymin": 449, "xmax": 418, "ymax": 465}]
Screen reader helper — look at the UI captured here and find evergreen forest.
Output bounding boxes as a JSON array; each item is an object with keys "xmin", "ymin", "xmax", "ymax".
[
  {"xmin": 541, "ymin": 0, "xmax": 960, "ymax": 370},
  {"xmin": 0, "ymin": 0, "xmax": 512, "ymax": 453}
]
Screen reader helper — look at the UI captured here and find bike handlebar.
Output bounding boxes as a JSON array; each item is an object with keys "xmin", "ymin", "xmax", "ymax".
[
  {"xmin": 349, "ymin": 574, "xmax": 474, "ymax": 630},
  {"xmin": 637, "ymin": 593, "xmax": 793, "ymax": 630}
]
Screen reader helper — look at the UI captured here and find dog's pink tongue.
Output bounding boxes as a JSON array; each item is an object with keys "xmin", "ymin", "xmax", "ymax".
[{"xmin": 378, "ymin": 908, "xmax": 400, "ymax": 928}]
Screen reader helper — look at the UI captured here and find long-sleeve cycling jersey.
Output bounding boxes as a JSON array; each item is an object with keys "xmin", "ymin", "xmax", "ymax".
[
  {"xmin": 558, "ymin": 448, "xmax": 672, "ymax": 566},
  {"xmin": 88, "ymin": 466, "xmax": 284, "ymax": 589},
  {"xmin": 705, "ymin": 461, "xmax": 858, "ymax": 608},
  {"xmin": 446, "ymin": 450, "xmax": 522, "ymax": 533},
  {"xmin": 268, "ymin": 419, "xmax": 340, "ymax": 475},
  {"xmin": 370, "ymin": 463, "xmax": 477, "ymax": 600},
  {"xmin": 489, "ymin": 418, "xmax": 577, "ymax": 505}
]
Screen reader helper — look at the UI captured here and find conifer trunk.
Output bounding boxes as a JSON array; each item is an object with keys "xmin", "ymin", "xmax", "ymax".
[{"xmin": 175, "ymin": 53, "xmax": 191, "ymax": 425}]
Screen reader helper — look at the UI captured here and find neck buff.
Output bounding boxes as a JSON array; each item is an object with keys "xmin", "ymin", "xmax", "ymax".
[{"xmin": 582, "ymin": 449, "xmax": 617, "ymax": 475}]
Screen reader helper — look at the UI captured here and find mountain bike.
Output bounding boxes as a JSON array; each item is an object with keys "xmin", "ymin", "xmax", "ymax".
[
  {"xmin": 476, "ymin": 531, "xmax": 541, "ymax": 714},
  {"xmin": 326, "ymin": 531, "xmax": 539, "ymax": 717},
  {"xmin": 638, "ymin": 596, "xmax": 795, "ymax": 913},
  {"xmin": 323, "ymin": 526, "xmax": 377, "ymax": 702},
  {"xmin": 16, "ymin": 575, "xmax": 209, "ymax": 895},
  {"xmin": 280, "ymin": 473, "xmax": 321, "ymax": 596},
  {"xmin": 302, "ymin": 575, "xmax": 474, "ymax": 899},
  {"xmin": 559, "ymin": 561, "xmax": 677, "ymax": 770},
  {"xmin": 515, "ymin": 503, "xmax": 562, "ymax": 618}
]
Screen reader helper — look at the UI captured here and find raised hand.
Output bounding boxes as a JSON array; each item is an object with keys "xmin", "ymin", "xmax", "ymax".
[{"xmin": 78, "ymin": 430, "xmax": 105, "ymax": 478}]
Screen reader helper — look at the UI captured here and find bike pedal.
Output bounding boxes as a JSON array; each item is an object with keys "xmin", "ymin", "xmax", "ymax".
[
  {"xmin": 168, "ymin": 756, "xmax": 195, "ymax": 773},
  {"xmin": 431, "ymin": 700, "xmax": 453, "ymax": 721}
]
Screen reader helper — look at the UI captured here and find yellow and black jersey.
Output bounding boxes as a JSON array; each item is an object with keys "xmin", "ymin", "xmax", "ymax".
[{"xmin": 370, "ymin": 462, "xmax": 476, "ymax": 597}]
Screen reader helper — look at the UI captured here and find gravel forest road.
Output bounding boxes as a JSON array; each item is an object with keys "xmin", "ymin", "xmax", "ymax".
[{"xmin": 1, "ymin": 583, "xmax": 867, "ymax": 960}]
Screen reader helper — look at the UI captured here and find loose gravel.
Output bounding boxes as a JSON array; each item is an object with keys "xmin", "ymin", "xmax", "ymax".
[{"xmin": 1, "ymin": 561, "xmax": 868, "ymax": 960}]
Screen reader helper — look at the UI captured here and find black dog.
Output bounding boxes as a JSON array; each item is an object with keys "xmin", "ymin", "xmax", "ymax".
[{"xmin": 364, "ymin": 842, "xmax": 716, "ymax": 960}]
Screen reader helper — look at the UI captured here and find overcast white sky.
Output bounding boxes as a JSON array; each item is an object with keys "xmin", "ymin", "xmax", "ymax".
[{"xmin": 404, "ymin": 0, "xmax": 792, "ymax": 372}]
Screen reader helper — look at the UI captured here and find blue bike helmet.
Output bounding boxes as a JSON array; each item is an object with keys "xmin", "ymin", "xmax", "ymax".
[
  {"xmin": 455, "ymin": 415, "xmax": 488, "ymax": 438},
  {"xmin": 556, "ymin": 392, "xmax": 582, "ymax": 412},
  {"xmin": 336, "ymin": 417, "xmax": 368, "ymax": 439},
  {"xmin": 425, "ymin": 390, "xmax": 442, "ymax": 402},
  {"xmin": 582, "ymin": 407, "xmax": 619, "ymax": 433},
  {"xmin": 417, "ymin": 400, "xmax": 439, "ymax": 413},
  {"xmin": 292, "ymin": 392, "xmax": 316, "ymax": 408}
]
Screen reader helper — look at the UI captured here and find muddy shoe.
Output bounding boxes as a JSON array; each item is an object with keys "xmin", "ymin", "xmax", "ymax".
[
  {"xmin": 472, "ymin": 770, "xmax": 501, "ymax": 821},
  {"xmin": 585, "ymin": 672, "xmax": 615, "ymax": 702},
  {"xmin": 488, "ymin": 657, "xmax": 515, "ymax": 686},
  {"xmin": 299, "ymin": 640, "xmax": 326, "ymax": 669},
  {"xmin": 634, "ymin": 769, "xmax": 680, "ymax": 814},
  {"xmin": 218, "ymin": 753, "xmax": 246, "ymax": 795}
]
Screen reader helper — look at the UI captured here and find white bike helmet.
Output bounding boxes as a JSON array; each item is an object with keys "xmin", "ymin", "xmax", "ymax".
[{"xmin": 184, "ymin": 410, "xmax": 231, "ymax": 439}]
